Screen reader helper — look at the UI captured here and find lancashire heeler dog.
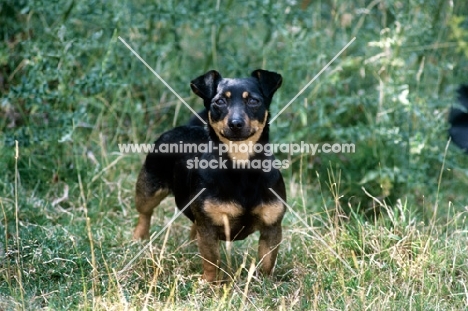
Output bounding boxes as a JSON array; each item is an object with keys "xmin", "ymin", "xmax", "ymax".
[{"xmin": 133, "ymin": 69, "xmax": 286, "ymax": 282}]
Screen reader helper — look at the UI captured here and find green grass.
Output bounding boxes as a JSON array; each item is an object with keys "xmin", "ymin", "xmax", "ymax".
[{"xmin": 1, "ymin": 0, "xmax": 468, "ymax": 309}]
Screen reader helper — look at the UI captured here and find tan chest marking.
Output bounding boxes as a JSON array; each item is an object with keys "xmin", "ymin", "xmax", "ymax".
[
  {"xmin": 204, "ymin": 200, "xmax": 244, "ymax": 226},
  {"xmin": 252, "ymin": 201, "xmax": 285, "ymax": 225}
]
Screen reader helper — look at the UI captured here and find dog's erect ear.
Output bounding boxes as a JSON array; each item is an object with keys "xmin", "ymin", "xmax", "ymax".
[
  {"xmin": 190, "ymin": 70, "xmax": 222, "ymax": 101},
  {"xmin": 251, "ymin": 69, "xmax": 282, "ymax": 99}
]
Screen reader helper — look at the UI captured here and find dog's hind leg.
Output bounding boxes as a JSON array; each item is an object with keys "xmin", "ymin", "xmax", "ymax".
[{"xmin": 133, "ymin": 166, "xmax": 170, "ymax": 240}]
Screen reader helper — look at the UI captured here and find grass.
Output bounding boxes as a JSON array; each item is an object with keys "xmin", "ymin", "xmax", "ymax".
[{"xmin": 1, "ymin": 0, "xmax": 468, "ymax": 309}]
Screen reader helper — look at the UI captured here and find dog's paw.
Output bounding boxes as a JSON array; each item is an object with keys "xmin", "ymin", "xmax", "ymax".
[{"xmin": 132, "ymin": 226, "xmax": 150, "ymax": 240}]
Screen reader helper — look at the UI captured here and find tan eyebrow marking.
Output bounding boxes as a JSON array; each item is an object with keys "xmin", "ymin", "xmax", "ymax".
[
  {"xmin": 242, "ymin": 91, "xmax": 249, "ymax": 98},
  {"xmin": 225, "ymin": 91, "xmax": 231, "ymax": 98}
]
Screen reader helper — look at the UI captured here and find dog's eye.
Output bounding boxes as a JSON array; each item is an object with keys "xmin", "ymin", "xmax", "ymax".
[
  {"xmin": 215, "ymin": 99, "xmax": 226, "ymax": 106},
  {"xmin": 247, "ymin": 98, "xmax": 260, "ymax": 107}
]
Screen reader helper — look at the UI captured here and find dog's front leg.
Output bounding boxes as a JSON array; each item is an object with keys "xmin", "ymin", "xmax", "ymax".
[
  {"xmin": 258, "ymin": 224, "xmax": 282, "ymax": 276},
  {"xmin": 196, "ymin": 225, "xmax": 220, "ymax": 282}
]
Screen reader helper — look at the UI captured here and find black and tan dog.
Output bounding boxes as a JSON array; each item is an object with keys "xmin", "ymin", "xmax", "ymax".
[{"xmin": 133, "ymin": 69, "xmax": 286, "ymax": 282}]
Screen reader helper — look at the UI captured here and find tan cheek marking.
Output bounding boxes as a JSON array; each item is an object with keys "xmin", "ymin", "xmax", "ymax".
[
  {"xmin": 225, "ymin": 91, "xmax": 231, "ymax": 98},
  {"xmin": 208, "ymin": 111, "xmax": 227, "ymax": 136},
  {"xmin": 204, "ymin": 200, "xmax": 244, "ymax": 226},
  {"xmin": 242, "ymin": 91, "xmax": 249, "ymax": 99},
  {"xmin": 252, "ymin": 201, "xmax": 285, "ymax": 226}
]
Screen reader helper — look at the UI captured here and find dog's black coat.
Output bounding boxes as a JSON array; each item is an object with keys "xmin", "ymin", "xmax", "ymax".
[
  {"xmin": 143, "ymin": 125, "xmax": 285, "ymax": 234},
  {"xmin": 449, "ymin": 85, "xmax": 468, "ymax": 152}
]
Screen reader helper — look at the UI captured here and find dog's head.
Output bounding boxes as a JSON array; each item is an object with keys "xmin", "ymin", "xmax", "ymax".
[{"xmin": 190, "ymin": 70, "xmax": 282, "ymax": 144}]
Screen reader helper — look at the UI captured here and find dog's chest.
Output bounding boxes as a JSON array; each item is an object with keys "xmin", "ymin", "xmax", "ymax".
[
  {"xmin": 194, "ymin": 161, "xmax": 285, "ymax": 238},
  {"xmin": 203, "ymin": 198, "xmax": 283, "ymax": 225}
]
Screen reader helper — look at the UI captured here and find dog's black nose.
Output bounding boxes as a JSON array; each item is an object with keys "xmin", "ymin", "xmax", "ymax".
[{"xmin": 228, "ymin": 119, "xmax": 245, "ymax": 130}]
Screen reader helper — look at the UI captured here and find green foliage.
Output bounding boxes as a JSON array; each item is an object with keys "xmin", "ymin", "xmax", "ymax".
[
  {"xmin": 1, "ymin": 0, "xmax": 468, "ymax": 309},
  {"xmin": 450, "ymin": 15, "xmax": 468, "ymax": 58}
]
